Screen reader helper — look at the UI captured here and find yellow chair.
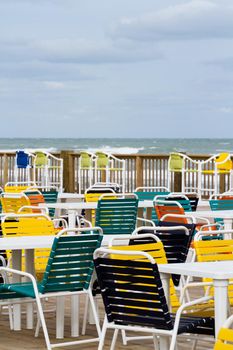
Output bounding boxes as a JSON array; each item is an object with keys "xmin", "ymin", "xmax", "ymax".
[
  {"xmin": 214, "ymin": 314, "xmax": 233, "ymax": 349},
  {"xmin": 1, "ymin": 192, "xmax": 32, "ymax": 214},
  {"xmin": 84, "ymin": 188, "xmax": 115, "ymax": 224},
  {"xmin": 194, "ymin": 235, "xmax": 233, "ymax": 304},
  {"xmin": 4, "ymin": 181, "xmax": 36, "ymax": 193},
  {"xmin": 1, "ymin": 214, "xmax": 56, "ymax": 279}
]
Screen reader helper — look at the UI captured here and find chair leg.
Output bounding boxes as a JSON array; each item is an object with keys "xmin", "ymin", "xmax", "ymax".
[
  {"xmin": 34, "ymin": 295, "xmax": 52, "ymax": 350},
  {"xmin": 110, "ymin": 329, "xmax": 119, "ymax": 350},
  {"xmin": 88, "ymin": 289, "xmax": 101, "ymax": 337},
  {"xmin": 98, "ymin": 316, "xmax": 108, "ymax": 350},
  {"xmin": 81, "ymin": 294, "xmax": 89, "ymax": 335},
  {"xmin": 153, "ymin": 334, "xmax": 159, "ymax": 349},
  {"xmin": 121, "ymin": 329, "xmax": 127, "ymax": 345}
]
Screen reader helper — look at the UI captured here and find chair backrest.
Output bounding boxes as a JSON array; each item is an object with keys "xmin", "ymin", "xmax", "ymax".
[
  {"xmin": 40, "ymin": 188, "xmax": 58, "ymax": 217},
  {"xmin": 24, "ymin": 190, "xmax": 45, "ymax": 212},
  {"xmin": 134, "ymin": 187, "xmax": 170, "ymax": 201},
  {"xmin": 34, "ymin": 152, "xmax": 48, "ymax": 167},
  {"xmin": 4, "ymin": 182, "xmax": 36, "ymax": 193},
  {"xmin": 95, "ymin": 194, "xmax": 138, "ymax": 235},
  {"xmin": 40, "ymin": 228, "xmax": 103, "ymax": 293},
  {"xmin": 94, "ymin": 248, "xmax": 173, "ymax": 330},
  {"xmin": 156, "ymin": 194, "xmax": 193, "ymax": 212},
  {"xmin": 168, "ymin": 153, "xmax": 184, "ymax": 172},
  {"xmin": 132, "ymin": 224, "xmax": 194, "ymax": 286},
  {"xmin": 209, "ymin": 199, "xmax": 233, "ymax": 211},
  {"xmin": 1, "ymin": 193, "xmax": 31, "ymax": 214},
  {"xmin": 215, "ymin": 152, "xmax": 232, "ymax": 171},
  {"xmin": 154, "ymin": 200, "xmax": 188, "ymax": 224},
  {"xmin": 214, "ymin": 315, "xmax": 233, "ymax": 349},
  {"xmin": 109, "ymin": 234, "xmax": 183, "ymax": 310},
  {"xmin": 16, "ymin": 151, "xmax": 30, "ymax": 168},
  {"xmin": 80, "ymin": 151, "xmax": 94, "ymax": 169},
  {"xmin": 1, "ymin": 214, "xmax": 55, "ymax": 237},
  {"xmin": 95, "ymin": 152, "xmax": 109, "ymax": 168}
]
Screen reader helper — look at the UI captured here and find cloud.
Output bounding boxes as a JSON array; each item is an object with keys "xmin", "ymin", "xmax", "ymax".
[
  {"xmin": 0, "ymin": 37, "xmax": 162, "ymax": 65},
  {"xmin": 112, "ymin": 1, "xmax": 233, "ymax": 41}
]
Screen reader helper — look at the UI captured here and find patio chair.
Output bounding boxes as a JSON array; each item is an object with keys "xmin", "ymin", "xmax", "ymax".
[
  {"xmin": 200, "ymin": 152, "xmax": 233, "ymax": 197},
  {"xmin": 33, "ymin": 151, "xmax": 63, "ymax": 193},
  {"xmin": 194, "ymin": 229, "xmax": 233, "ymax": 306},
  {"xmin": 14, "ymin": 151, "xmax": 35, "ymax": 184},
  {"xmin": 94, "ymin": 247, "xmax": 214, "ymax": 350},
  {"xmin": 209, "ymin": 196, "xmax": 233, "ymax": 226},
  {"xmin": 0, "ymin": 227, "xmax": 103, "ymax": 350},
  {"xmin": 95, "ymin": 193, "xmax": 154, "ymax": 235},
  {"xmin": 1, "ymin": 192, "xmax": 31, "ymax": 214},
  {"xmin": 4, "ymin": 181, "xmax": 37, "ymax": 193},
  {"xmin": 134, "ymin": 186, "xmax": 170, "ymax": 225},
  {"xmin": 168, "ymin": 152, "xmax": 200, "ymax": 193},
  {"xmin": 94, "ymin": 152, "xmax": 126, "ymax": 193},
  {"xmin": 78, "ymin": 151, "xmax": 96, "ymax": 193},
  {"xmin": 214, "ymin": 314, "xmax": 233, "ymax": 349}
]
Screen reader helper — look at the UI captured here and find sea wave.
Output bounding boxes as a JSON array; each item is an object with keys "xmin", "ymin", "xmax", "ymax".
[{"xmin": 80, "ymin": 146, "xmax": 144, "ymax": 154}]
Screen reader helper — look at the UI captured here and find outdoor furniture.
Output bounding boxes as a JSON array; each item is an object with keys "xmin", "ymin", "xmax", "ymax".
[
  {"xmin": 94, "ymin": 247, "xmax": 214, "ymax": 350},
  {"xmin": 4, "ymin": 181, "xmax": 37, "ymax": 193},
  {"xmin": 214, "ymin": 314, "xmax": 233, "ymax": 349},
  {"xmin": 94, "ymin": 152, "xmax": 126, "ymax": 193},
  {"xmin": 168, "ymin": 152, "xmax": 199, "ymax": 193},
  {"xmin": 0, "ymin": 227, "xmax": 103, "ymax": 350},
  {"xmin": 33, "ymin": 151, "xmax": 63, "ymax": 193},
  {"xmin": 95, "ymin": 193, "xmax": 154, "ymax": 235},
  {"xmin": 78, "ymin": 151, "xmax": 96, "ymax": 193},
  {"xmin": 14, "ymin": 151, "xmax": 35, "ymax": 184}
]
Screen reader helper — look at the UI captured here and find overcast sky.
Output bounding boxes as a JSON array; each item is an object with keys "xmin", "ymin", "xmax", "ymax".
[{"xmin": 1, "ymin": 0, "xmax": 233, "ymax": 138}]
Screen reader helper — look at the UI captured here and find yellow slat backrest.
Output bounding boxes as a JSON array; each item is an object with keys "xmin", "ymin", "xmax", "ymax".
[
  {"xmin": 194, "ymin": 239, "xmax": 233, "ymax": 301},
  {"xmin": 1, "ymin": 195, "xmax": 31, "ymax": 214}
]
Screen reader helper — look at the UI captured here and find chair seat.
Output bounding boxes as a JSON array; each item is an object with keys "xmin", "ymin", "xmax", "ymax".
[
  {"xmin": 173, "ymin": 314, "xmax": 214, "ymax": 335},
  {"xmin": 0, "ymin": 282, "xmax": 44, "ymax": 298}
]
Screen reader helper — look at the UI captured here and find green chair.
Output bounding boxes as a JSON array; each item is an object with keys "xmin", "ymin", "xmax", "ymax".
[
  {"xmin": 78, "ymin": 151, "xmax": 96, "ymax": 193},
  {"xmin": 94, "ymin": 152, "xmax": 126, "ymax": 193},
  {"xmin": 95, "ymin": 193, "xmax": 153, "ymax": 235},
  {"xmin": 0, "ymin": 227, "xmax": 103, "ymax": 350},
  {"xmin": 168, "ymin": 152, "xmax": 199, "ymax": 194}
]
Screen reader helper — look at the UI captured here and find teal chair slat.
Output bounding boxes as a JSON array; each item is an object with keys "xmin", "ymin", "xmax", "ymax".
[
  {"xmin": 134, "ymin": 191, "xmax": 170, "ymax": 201},
  {"xmin": 95, "ymin": 197, "xmax": 138, "ymax": 235},
  {"xmin": 41, "ymin": 190, "xmax": 58, "ymax": 217},
  {"xmin": 209, "ymin": 199, "xmax": 233, "ymax": 225},
  {"xmin": 157, "ymin": 196, "xmax": 192, "ymax": 212}
]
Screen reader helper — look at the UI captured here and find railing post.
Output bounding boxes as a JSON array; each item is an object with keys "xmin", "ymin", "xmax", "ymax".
[
  {"xmin": 136, "ymin": 156, "xmax": 143, "ymax": 189},
  {"xmin": 219, "ymin": 174, "xmax": 226, "ymax": 193},
  {"xmin": 3, "ymin": 153, "xmax": 9, "ymax": 187},
  {"xmin": 60, "ymin": 151, "xmax": 75, "ymax": 193},
  {"xmin": 173, "ymin": 172, "xmax": 182, "ymax": 192}
]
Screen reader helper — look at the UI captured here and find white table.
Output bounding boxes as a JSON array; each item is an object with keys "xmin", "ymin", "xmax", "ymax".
[
  {"xmin": 159, "ymin": 261, "xmax": 233, "ymax": 338},
  {"xmin": 189, "ymin": 209, "xmax": 233, "ymax": 230},
  {"xmin": 58, "ymin": 193, "xmax": 84, "ymax": 200},
  {"xmin": 39, "ymin": 200, "xmax": 154, "ymax": 228}
]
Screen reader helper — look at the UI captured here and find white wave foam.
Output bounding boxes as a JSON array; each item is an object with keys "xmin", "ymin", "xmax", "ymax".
[{"xmin": 77, "ymin": 146, "xmax": 144, "ymax": 154}]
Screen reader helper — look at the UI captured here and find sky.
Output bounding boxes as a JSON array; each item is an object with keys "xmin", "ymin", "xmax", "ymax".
[{"xmin": 0, "ymin": 0, "xmax": 233, "ymax": 138}]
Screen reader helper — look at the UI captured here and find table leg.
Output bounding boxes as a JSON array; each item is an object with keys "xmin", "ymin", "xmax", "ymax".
[
  {"xmin": 12, "ymin": 250, "xmax": 22, "ymax": 331},
  {"xmin": 25, "ymin": 249, "xmax": 35, "ymax": 329},
  {"xmin": 214, "ymin": 279, "xmax": 229, "ymax": 337},
  {"xmin": 71, "ymin": 295, "xmax": 79, "ymax": 337},
  {"xmin": 56, "ymin": 296, "xmax": 65, "ymax": 339},
  {"xmin": 68, "ymin": 209, "xmax": 77, "ymax": 229}
]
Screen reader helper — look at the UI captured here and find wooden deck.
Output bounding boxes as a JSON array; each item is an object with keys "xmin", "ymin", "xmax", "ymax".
[{"xmin": 0, "ymin": 295, "xmax": 215, "ymax": 350}]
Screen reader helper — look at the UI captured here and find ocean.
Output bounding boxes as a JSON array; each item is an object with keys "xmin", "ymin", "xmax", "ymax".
[{"xmin": 0, "ymin": 138, "xmax": 232, "ymax": 155}]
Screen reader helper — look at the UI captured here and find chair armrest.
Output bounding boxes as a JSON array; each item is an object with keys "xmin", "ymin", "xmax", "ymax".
[
  {"xmin": 160, "ymin": 213, "xmax": 196, "ymax": 224},
  {"xmin": 172, "ymin": 295, "xmax": 214, "ymax": 334},
  {"xmin": 180, "ymin": 282, "xmax": 213, "ymax": 303},
  {"xmin": 18, "ymin": 206, "xmax": 49, "ymax": 215}
]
